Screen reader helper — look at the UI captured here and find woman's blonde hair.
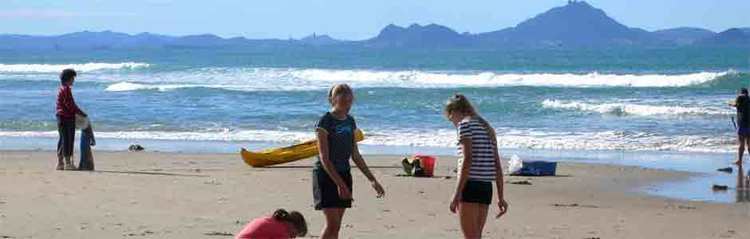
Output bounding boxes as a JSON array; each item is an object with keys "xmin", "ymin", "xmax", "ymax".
[
  {"xmin": 444, "ymin": 94, "xmax": 497, "ymax": 144},
  {"xmin": 328, "ymin": 84, "xmax": 353, "ymax": 105}
]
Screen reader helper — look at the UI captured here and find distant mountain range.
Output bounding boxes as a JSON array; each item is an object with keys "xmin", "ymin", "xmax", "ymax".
[{"xmin": 1, "ymin": 1, "xmax": 747, "ymax": 50}]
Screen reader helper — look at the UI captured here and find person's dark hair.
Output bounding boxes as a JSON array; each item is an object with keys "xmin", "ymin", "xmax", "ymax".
[
  {"xmin": 272, "ymin": 209, "xmax": 307, "ymax": 237},
  {"xmin": 741, "ymin": 88, "xmax": 748, "ymax": 95},
  {"xmin": 60, "ymin": 68, "xmax": 77, "ymax": 84}
]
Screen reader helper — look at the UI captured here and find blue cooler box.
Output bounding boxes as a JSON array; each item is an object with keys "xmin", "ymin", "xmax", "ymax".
[{"xmin": 513, "ymin": 161, "xmax": 557, "ymax": 176}]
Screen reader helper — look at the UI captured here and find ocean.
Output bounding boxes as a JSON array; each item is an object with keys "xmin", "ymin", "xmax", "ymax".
[
  {"xmin": 2, "ymin": 47, "xmax": 750, "ymax": 201},
  {"xmin": 1, "ymin": 48, "xmax": 748, "ymax": 154}
]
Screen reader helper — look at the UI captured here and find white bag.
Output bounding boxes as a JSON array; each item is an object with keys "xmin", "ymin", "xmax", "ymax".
[
  {"xmin": 75, "ymin": 114, "xmax": 90, "ymax": 129},
  {"xmin": 507, "ymin": 154, "xmax": 523, "ymax": 175}
]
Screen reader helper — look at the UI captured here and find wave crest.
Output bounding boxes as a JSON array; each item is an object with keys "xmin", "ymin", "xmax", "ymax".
[
  {"xmin": 103, "ymin": 68, "xmax": 734, "ymax": 92},
  {"xmin": 542, "ymin": 99, "xmax": 732, "ymax": 116},
  {"xmin": 0, "ymin": 62, "xmax": 149, "ymax": 73}
]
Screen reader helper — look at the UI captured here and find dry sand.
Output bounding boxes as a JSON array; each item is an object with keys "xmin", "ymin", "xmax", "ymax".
[{"xmin": 1, "ymin": 150, "xmax": 749, "ymax": 238}]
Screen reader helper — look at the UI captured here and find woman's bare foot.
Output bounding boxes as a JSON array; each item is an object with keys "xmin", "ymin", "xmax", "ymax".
[
  {"xmin": 735, "ymin": 159, "xmax": 743, "ymax": 165},
  {"xmin": 56, "ymin": 163, "xmax": 64, "ymax": 170}
]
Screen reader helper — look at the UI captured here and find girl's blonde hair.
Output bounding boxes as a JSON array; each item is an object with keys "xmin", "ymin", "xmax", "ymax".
[
  {"xmin": 328, "ymin": 84, "xmax": 353, "ymax": 105},
  {"xmin": 445, "ymin": 94, "xmax": 497, "ymax": 144}
]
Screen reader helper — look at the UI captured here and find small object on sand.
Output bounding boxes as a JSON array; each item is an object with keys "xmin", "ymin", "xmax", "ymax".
[
  {"xmin": 552, "ymin": 203, "xmax": 599, "ymax": 208},
  {"xmin": 509, "ymin": 180, "xmax": 532, "ymax": 185},
  {"xmin": 712, "ymin": 184, "xmax": 729, "ymax": 191},
  {"xmin": 717, "ymin": 167, "xmax": 733, "ymax": 174},
  {"xmin": 677, "ymin": 205, "xmax": 697, "ymax": 210},
  {"xmin": 511, "ymin": 160, "xmax": 557, "ymax": 176},
  {"xmin": 203, "ymin": 231, "xmax": 233, "ymax": 236},
  {"xmin": 128, "ymin": 144, "xmax": 145, "ymax": 152},
  {"xmin": 400, "ymin": 155, "xmax": 436, "ymax": 177},
  {"xmin": 401, "ymin": 157, "xmax": 413, "ymax": 176}
]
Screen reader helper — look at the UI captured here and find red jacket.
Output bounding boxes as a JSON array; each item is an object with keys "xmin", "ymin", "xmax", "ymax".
[{"xmin": 56, "ymin": 85, "xmax": 83, "ymax": 120}]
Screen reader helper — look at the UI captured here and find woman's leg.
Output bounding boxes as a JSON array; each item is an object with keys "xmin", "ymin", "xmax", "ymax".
[
  {"xmin": 62, "ymin": 120, "xmax": 76, "ymax": 170},
  {"xmin": 475, "ymin": 204, "xmax": 490, "ymax": 236},
  {"xmin": 459, "ymin": 202, "xmax": 482, "ymax": 239},
  {"xmin": 321, "ymin": 208, "xmax": 346, "ymax": 239},
  {"xmin": 737, "ymin": 135, "xmax": 746, "ymax": 164},
  {"xmin": 56, "ymin": 120, "xmax": 65, "ymax": 170}
]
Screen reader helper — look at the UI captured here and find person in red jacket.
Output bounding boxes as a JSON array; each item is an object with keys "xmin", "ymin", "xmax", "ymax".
[
  {"xmin": 56, "ymin": 68, "xmax": 87, "ymax": 170},
  {"xmin": 235, "ymin": 209, "xmax": 307, "ymax": 239}
]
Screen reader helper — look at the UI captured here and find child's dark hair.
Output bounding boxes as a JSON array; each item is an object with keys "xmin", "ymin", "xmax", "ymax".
[
  {"xmin": 741, "ymin": 88, "xmax": 748, "ymax": 95},
  {"xmin": 445, "ymin": 94, "xmax": 497, "ymax": 143},
  {"xmin": 60, "ymin": 68, "xmax": 77, "ymax": 84},
  {"xmin": 273, "ymin": 209, "xmax": 307, "ymax": 237},
  {"xmin": 328, "ymin": 84, "xmax": 353, "ymax": 105}
]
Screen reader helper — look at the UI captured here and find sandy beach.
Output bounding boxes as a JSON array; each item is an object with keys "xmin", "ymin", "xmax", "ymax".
[{"xmin": 0, "ymin": 150, "xmax": 747, "ymax": 238}]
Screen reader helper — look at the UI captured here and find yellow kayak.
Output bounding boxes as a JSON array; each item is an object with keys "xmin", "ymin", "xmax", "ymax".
[{"xmin": 240, "ymin": 129, "xmax": 365, "ymax": 167}]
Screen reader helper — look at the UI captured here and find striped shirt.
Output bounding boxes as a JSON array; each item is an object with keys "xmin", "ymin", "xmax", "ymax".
[{"xmin": 456, "ymin": 117, "xmax": 497, "ymax": 182}]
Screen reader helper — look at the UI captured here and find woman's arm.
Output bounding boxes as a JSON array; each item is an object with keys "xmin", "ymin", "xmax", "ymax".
[
  {"xmin": 493, "ymin": 139, "xmax": 508, "ymax": 218},
  {"xmin": 451, "ymin": 137, "xmax": 472, "ymax": 213},
  {"xmin": 351, "ymin": 142, "xmax": 385, "ymax": 197},
  {"xmin": 316, "ymin": 129, "xmax": 350, "ymax": 198},
  {"xmin": 351, "ymin": 143, "xmax": 375, "ymax": 182}
]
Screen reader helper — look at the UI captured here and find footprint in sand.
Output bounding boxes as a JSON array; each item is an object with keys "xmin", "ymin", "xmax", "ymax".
[
  {"xmin": 552, "ymin": 203, "xmax": 599, "ymax": 208},
  {"xmin": 718, "ymin": 229, "xmax": 736, "ymax": 238},
  {"xmin": 204, "ymin": 231, "xmax": 233, "ymax": 236},
  {"xmin": 508, "ymin": 180, "xmax": 532, "ymax": 185},
  {"xmin": 124, "ymin": 230, "xmax": 155, "ymax": 237}
]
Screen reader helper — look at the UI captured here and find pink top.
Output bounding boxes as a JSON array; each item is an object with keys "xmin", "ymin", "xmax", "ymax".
[{"xmin": 235, "ymin": 216, "xmax": 292, "ymax": 239}]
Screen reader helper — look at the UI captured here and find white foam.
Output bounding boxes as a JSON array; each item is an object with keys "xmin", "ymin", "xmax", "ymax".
[
  {"xmin": 99, "ymin": 68, "xmax": 731, "ymax": 92},
  {"xmin": 105, "ymin": 82, "xmax": 199, "ymax": 92},
  {"xmin": 0, "ymin": 128, "xmax": 736, "ymax": 153},
  {"xmin": 542, "ymin": 99, "xmax": 733, "ymax": 116},
  {"xmin": 0, "ymin": 129, "xmax": 313, "ymax": 143},
  {"xmin": 0, "ymin": 62, "xmax": 149, "ymax": 73},
  {"xmin": 289, "ymin": 69, "xmax": 729, "ymax": 88}
]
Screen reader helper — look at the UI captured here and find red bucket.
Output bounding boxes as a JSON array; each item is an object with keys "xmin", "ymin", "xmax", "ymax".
[{"xmin": 415, "ymin": 155, "xmax": 436, "ymax": 177}]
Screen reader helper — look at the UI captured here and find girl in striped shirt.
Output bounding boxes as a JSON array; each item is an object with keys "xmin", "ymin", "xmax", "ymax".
[{"xmin": 445, "ymin": 94, "xmax": 508, "ymax": 238}]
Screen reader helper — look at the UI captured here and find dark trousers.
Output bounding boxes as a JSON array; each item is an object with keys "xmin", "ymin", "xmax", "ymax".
[{"xmin": 57, "ymin": 117, "xmax": 75, "ymax": 158}]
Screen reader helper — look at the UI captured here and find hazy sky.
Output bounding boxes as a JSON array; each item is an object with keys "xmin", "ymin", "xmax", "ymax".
[{"xmin": 2, "ymin": 0, "xmax": 748, "ymax": 40}]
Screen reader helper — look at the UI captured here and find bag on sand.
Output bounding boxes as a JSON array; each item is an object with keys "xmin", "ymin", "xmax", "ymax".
[
  {"xmin": 78, "ymin": 123, "xmax": 95, "ymax": 171},
  {"xmin": 412, "ymin": 159, "xmax": 425, "ymax": 177},
  {"xmin": 400, "ymin": 157, "xmax": 425, "ymax": 177},
  {"xmin": 507, "ymin": 154, "xmax": 523, "ymax": 175}
]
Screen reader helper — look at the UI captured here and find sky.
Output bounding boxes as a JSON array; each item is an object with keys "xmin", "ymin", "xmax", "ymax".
[{"xmin": 1, "ymin": 0, "xmax": 748, "ymax": 40}]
